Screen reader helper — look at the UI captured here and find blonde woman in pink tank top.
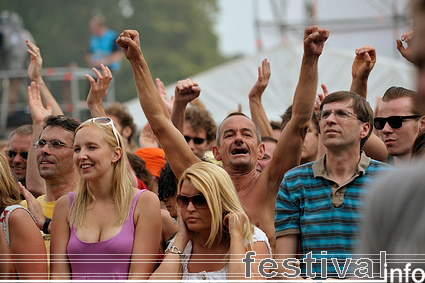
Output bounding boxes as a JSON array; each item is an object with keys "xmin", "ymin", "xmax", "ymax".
[{"xmin": 50, "ymin": 117, "xmax": 161, "ymax": 280}]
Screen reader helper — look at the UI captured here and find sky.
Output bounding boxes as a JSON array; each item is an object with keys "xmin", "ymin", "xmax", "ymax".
[{"xmin": 214, "ymin": 0, "xmax": 412, "ymax": 60}]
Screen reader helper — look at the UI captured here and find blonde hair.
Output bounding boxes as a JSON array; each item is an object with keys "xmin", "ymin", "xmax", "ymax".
[
  {"xmin": 177, "ymin": 162, "xmax": 253, "ymax": 249},
  {"xmin": 0, "ymin": 154, "xmax": 21, "ymax": 212},
  {"xmin": 69, "ymin": 122, "xmax": 133, "ymax": 227}
]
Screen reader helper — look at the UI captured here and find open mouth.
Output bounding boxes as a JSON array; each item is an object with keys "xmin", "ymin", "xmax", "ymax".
[
  {"xmin": 231, "ymin": 148, "xmax": 249, "ymax": 155},
  {"xmin": 11, "ymin": 166, "xmax": 25, "ymax": 172},
  {"xmin": 81, "ymin": 164, "xmax": 93, "ymax": 169}
]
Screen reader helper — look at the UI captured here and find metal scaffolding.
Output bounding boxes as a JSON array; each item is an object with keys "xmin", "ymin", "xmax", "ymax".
[
  {"xmin": 0, "ymin": 66, "xmax": 115, "ymax": 138},
  {"xmin": 253, "ymin": 0, "xmax": 411, "ymax": 55}
]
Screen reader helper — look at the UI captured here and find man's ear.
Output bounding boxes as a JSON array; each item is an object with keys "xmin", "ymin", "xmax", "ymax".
[
  {"xmin": 257, "ymin": 142, "xmax": 265, "ymax": 160},
  {"xmin": 112, "ymin": 146, "xmax": 123, "ymax": 163},
  {"xmin": 360, "ymin": 122, "xmax": 371, "ymax": 139},
  {"xmin": 122, "ymin": 126, "xmax": 132, "ymax": 140},
  {"xmin": 212, "ymin": 145, "xmax": 222, "ymax": 161},
  {"xmin": 419, "ymin": 116, "xmax": 425, "ymax": 132}
]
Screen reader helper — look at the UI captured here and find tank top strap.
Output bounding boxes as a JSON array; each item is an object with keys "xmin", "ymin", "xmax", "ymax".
[
  {"xmin": 68, "ymin": 191, "xmax": 76, "ymax": 206},
  {"xmin": 129, "ymin": 189, "xmax": 146, "ymax": 220}
]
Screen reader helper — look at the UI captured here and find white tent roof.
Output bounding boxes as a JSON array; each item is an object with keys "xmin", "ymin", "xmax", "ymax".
[{"xmin": 125, "ymin": 42, "xmax": 415, "ymax": 130}]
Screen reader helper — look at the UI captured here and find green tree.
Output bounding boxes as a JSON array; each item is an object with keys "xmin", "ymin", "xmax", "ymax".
[{"xmin": 0, "ymin": 0, "xmax": 225, "ymax": 103}]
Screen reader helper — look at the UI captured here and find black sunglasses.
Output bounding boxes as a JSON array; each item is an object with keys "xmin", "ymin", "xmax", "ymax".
[
  {"xmin": 374, "ymin": 115, "xmax": 421, "ymax": 130},
  {"xmin": 184, "ymin": 136, "xmax": 206, "ymax": 145},
  {"xmin": 5, "ymin": 150, "xmax": 28, "ymax": 160},
  {"xmin": 176, "ymin": 193, "xmax": 208, "ymax": 209}
]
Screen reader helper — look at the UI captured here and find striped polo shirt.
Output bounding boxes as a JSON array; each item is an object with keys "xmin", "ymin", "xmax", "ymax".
[{"xmin": 275, "ymin": 151, "xmax": 391, "ymax": 278}]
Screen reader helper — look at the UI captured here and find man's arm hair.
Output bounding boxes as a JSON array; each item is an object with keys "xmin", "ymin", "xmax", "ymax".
[
  {"xmin": 117, "ymin": 30, "xmax": 200, "ymax": 179},
  {"xmin": 260, "ymin": 26, "xmax": 329, "ymax": 195}
]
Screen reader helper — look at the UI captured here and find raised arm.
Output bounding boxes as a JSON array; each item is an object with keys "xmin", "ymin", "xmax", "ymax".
[
  {"xmin": 248, "ymin": 59, "xmax": 274, "ymax": 137},
  {"xmin": 25, "ymin": 82, "xmax": 50, "ymax": 197},
  {"xmin": 149, "ymin": 209, "xmax": 191, "ymax": 281},
  {"xmin": 261, "ymin": 26, "xmax": 329, "ymax": 194},
  {"xmin": 170, "ymin": 79, "xmax": 201, "ymax": 134},
  {"xmin": 315, "ymin": 83, "xmax": 329, "ymax": 159},
  {"xmin": 226, "ymin": 213, "xmax": 270, "ymax": 280},
  {"xmin": 349, "ymin": 46, "xmax": 387, "ymax": 162},
  {"xmin": 156, "ymin": 78, "xmax": 174, "ymax": 115},
  {"xmin": 116, "ymin": 30, "xmax": 199, "ymax": 179},
  {"xmin": 350, "ymin": 46, "xmax": 376, "ymax": 99},
  {"xmin": 26, "ymin": 40, "xmax": 63, "ymax": 116},
  {"xmin": 86, "ymin": 64, "xmax": 112, "ymax": 117}
]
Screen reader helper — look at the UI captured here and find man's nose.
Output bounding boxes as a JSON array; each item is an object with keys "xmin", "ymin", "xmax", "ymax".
[
  {"xmin": 11, "ymin": 154, "xmax": 25, "ymax": 163},
  {"xmin": 382, "ymin": 121, "xmax": 393, "ymax": 133}
]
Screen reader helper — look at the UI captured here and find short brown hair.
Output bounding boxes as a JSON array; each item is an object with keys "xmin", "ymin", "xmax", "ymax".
[
  {"xmin": 382, "ymin": 86, "xmax": 421, "ymax": 115},
  {"xmin": 8, "ymin": 124, "xmax": 32, "ymax": 141},
  {"xmin": 320, "ymin": 91, "xmax": 374, "ymax": 149},
  {"xmin": 185, "ymin": 106, "xmax": 216, "ymax": 142}
]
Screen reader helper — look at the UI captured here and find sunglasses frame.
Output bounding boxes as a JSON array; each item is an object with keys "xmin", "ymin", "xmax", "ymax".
[
  {"xmin": 184, "ymin": 135, "xmax": 206, "ymax": 145},
  {"xmin": 5, "ymin": 149, "xmax": 28, "ymax": 160},
  {"xmin": 176, "ymin": 193, "xmax": 208, "ymax": 209},
  {"xmin": 82, "ymin": 117, "xmax": 120, "ymax": 146},
  {"xmin": 373, "ymin": 115, "xmax": 421, "ymax": 130}
]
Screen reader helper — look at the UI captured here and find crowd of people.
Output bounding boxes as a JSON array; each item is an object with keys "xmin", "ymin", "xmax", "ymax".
[{"xmin": 1, "ymin": 0, "xmax": 425, "ymax": 280}]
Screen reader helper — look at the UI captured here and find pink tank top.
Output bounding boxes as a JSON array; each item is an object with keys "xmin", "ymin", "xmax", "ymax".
[{"xmin": 67, "ymin": 190, "xmax": 144, "ymax": 281}]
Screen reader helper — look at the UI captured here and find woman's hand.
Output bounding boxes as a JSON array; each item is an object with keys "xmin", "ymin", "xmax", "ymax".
[
  {"xmin": 173, "ymin": 208, "xmax": 192, "ymax": 247},
  {"xmin": 224, "ymin": 211, "xmax": 247, "ymax": 240}
]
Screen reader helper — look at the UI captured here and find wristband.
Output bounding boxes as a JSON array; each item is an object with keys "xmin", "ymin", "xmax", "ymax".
[
  {"xmin": 42, "ymin": 218, "xmax": 52, "ymax": 234},
  {"xmin": 168, "ymin": 246, "xmax": 185, "ymax": 259}
]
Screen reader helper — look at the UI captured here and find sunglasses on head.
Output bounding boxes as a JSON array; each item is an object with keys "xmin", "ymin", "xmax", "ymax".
[
  {"xmin": 5, "ymin": 150, "xmax": 28, "ymax": 160},
  {"xmin": 184, "ymin": 136, "xmax": 206, "ymax": 145},
  {"xmin": 373, "ymin": 115, "xmax": 421, "ymax": 130},
  {"xmin": 82, "ymin": 117, "xmax": 120, "ymax": 146},
  {"xmin": 176, "ymin": 193, "xmax": 208, "ymax": 209}
]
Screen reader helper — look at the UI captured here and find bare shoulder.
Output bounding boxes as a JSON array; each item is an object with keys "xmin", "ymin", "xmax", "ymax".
[
  {"xmin": 8, "ymin": 207, "xmax": 35, "ymax": 225},
  {"xmin": 134, "ymin": 189, "xmax": 160, "ymax": 213},
  {"xmin": 54, "ymin": 194, "xmax": 71, "ymax": 211}
]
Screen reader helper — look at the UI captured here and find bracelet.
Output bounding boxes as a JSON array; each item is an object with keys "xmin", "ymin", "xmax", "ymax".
[
  {"xmin": 168, "ymin": 246, "xmax": 185, "ymax": 259},
  {"xmin": 42, "ymin": 218, "xmax": 52, "ymax": 234}
]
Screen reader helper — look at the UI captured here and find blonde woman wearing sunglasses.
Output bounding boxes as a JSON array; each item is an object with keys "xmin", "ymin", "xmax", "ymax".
[
  {"xmin": 50, "ymin": 117, "xmax": 161, "ymax": 280},
  {"xmin": 150, "ymin": 162, "xmax": 271, "ymax": 281}
]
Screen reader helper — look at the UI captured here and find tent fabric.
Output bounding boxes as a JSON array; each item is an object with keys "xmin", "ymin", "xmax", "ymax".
[{"xmin": 125, "ymin": 42, "xmax": 415, "ymax": 130}]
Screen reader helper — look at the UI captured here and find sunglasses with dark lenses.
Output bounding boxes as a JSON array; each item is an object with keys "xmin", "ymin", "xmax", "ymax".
[
  {"xmin": 373, "ymin": 115, "xmax": 421, "ymax": 130},
  {"xmin": 5, "ymin": 150, "xmax": 28, "ymax": 160},
  {"xmin": 184, "ymin": 136, "xmax": 206, "ymax": 145},
  {"xmin": 176, "ymin": 193, "xmax": 208, "ymax": 209}
]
